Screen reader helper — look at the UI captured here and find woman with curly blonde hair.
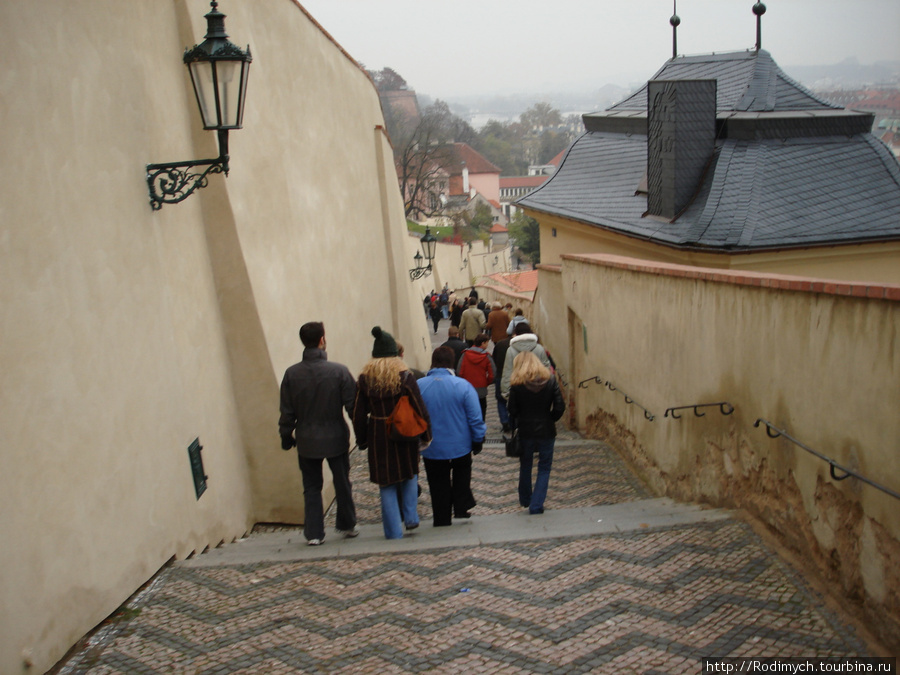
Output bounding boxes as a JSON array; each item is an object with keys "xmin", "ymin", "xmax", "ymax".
[
  {"xmin": 353, "ymin": 327, "xmax": 432, "ymax": 539},
  {"xmin": 507, "ymin": 351, "xmax": 565, "ymax": 515}
]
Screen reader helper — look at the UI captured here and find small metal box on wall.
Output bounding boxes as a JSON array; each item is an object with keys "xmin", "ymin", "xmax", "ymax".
[{"xmin": 187, "ymin": 438, "xmax": 208, "ymax": 500}]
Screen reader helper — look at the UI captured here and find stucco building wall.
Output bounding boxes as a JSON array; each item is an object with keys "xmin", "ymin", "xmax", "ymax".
[
  {"xmin": 545, "ymin": 253, "xmax": 900, "ymax": 649},
  {"xmin": 533, "ymin": 210, "xmax": 900, "ymax": 285},
  {"xmin": 0, "ymin": 1, "xmax": 429, "ymax": 672}
]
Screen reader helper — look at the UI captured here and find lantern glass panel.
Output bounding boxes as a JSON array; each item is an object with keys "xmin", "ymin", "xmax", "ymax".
[
  {"xmin": 421, "ymin": 229, "xmax": 437, "ymax": 262},
  {"xmin": 189, "ymin": 60, "xmax": 217, "ymax": 128},
  {"xmin": 216, "ymin": 60, "xmax": 240, "ymax": 127}
]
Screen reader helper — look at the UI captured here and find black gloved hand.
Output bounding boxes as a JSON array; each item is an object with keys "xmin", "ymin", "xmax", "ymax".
[
  {"xmin": 281, "ymin": 435, "xmax": 296, "ymax": 450},
  {"xmin": 471, "ymin": 440, "xmax": 483, "ymax": 456}
]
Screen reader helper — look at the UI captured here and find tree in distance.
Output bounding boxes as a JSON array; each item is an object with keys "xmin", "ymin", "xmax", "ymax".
[{"xmin": 508, "ymin": 210, "xmax": 541, "ymax": 264}]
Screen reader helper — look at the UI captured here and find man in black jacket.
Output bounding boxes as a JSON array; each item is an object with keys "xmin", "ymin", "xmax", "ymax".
[
  {"xmin": 440, "ymin": 326, "xmax": 467, "ymax": 368},
  {"xmin": 279, "ymin": 322, "xmax": 359, "ymax": 546}
]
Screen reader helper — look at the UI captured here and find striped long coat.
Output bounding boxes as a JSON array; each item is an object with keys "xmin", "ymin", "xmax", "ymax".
[{"xmin": 352, "ymin": 369, "xmax": 432, "ymax": 486}]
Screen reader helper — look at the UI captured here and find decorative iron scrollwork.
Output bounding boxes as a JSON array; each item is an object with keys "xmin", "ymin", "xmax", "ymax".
[
  {"xmin": 409, "ymin": 265, "xmax": 432, "ymax": 281},
  {"xmin": 147, "ymin": 157, "xmax": 228, "ymax": 211}
]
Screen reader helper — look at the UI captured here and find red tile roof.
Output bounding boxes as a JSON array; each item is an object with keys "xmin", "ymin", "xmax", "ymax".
[
  {"xmin": 449, "ymin": 143, "xmax": 501, "ymax": 175},
  {"xmin": 499, "ymin": 176, "xmax": 549, "ymax": 188},
  {"xmin": 487, "ymin": 270, "xmax": 538, "ymax": 293}
]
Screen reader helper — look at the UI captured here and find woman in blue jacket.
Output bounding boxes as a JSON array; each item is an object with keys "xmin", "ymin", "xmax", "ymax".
[{"xmin": 417, "ymin": 346, "xmax": 487, "ymax": 526}]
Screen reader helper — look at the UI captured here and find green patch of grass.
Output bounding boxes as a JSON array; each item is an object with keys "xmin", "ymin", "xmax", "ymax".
[
  {"xmin": 110, "ymin": 607, "xmax": 142, "ymax": 623},
  {"xmin": 407, "ymin": 221, "xmax": 455, "ymax": 239}
]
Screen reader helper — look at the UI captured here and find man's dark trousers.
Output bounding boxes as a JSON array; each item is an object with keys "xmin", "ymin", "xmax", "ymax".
[
  {"xmin": 423, "ymin": 454, "xmax": 475, "ymax": 526},
  {"xmin": 298, "ymin": 453, "xmax": 356, "ymax": 541}
]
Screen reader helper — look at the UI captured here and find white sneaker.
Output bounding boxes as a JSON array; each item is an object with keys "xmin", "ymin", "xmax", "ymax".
[
  {"xmin": 307, "ymin": 537, "xmax": 324, "ymax": 546},
  {"xmin": 338, "ymin": 527, "xmax": 360, "ymax": 539}
]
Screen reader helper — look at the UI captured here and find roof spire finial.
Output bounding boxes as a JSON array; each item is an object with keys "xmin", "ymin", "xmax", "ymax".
[
  {"xmin": 670, "ymin": 1, "xmax": 681, "ymax": 59},
  {"xmin": 753, "ymin": 2, "xmax": 767, "ymax": 51}
]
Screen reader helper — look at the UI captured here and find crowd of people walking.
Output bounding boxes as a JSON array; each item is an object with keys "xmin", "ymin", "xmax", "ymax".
[{"xmin": 278, "ymin": 289, "xmax": 564, "ymax": 544}]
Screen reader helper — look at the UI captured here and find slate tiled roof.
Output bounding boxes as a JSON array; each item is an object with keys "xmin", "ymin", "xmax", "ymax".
[
  {"xmin": 610, "ymin": 50, "xmax": 836, "ymax": 113},
  {"xmin": 518, "ymin": 50, "xmax": 900, "ymax": 251}
]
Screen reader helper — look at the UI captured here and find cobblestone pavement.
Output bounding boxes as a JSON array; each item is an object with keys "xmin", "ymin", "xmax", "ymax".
[{"xmin": 53, "ymin": 318, "xmax": 875, "ymax": 673}]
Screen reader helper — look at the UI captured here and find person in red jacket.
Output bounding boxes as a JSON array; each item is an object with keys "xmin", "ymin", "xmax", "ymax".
[{"xmin": 456, "ymin": 333, "xmax": 496, "ymax": 420}]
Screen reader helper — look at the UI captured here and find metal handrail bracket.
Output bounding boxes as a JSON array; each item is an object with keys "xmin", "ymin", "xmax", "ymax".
[
  {"xmin": 754, "ymin": 419, "xmax": 900, "ymax": 501},
  {"xmin": 576, "ymin": 375, "xmax": 655, "ymax": 420},
  {"xmin": 665, "ymin": 402, "xmax": 735, "ymax": 419}
]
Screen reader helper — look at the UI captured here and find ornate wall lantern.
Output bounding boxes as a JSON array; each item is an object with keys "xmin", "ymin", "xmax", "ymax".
[
  {"xmin": 146, "ymin": 1, "xmax": 252, "ymax": 210},
  {"xmin": 409, "ymin": 228, "xmax": 437, "ymax": 281},
  {"xmin": 460, "ymin": 241, "xmax": 472, "ymax": 271}
]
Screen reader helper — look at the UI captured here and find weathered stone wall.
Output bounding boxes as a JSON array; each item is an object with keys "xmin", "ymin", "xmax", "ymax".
[{"xmin": 542, "ymin": 253, "xmax": 900, "ymax": 651}]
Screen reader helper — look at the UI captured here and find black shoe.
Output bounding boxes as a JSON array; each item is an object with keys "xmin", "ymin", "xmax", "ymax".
[{"xmin": 454, "ymin": 511, "xmax": 471, "ymax": 519}]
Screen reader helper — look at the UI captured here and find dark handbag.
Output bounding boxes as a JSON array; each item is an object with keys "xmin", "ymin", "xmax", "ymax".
[
  {"xmin": 503, "ymin": 429, "xmax": 522, "ymax": 458},
  {"xmin": 387, "ymin": 395, "xmax": 429, "ymax": 441}
]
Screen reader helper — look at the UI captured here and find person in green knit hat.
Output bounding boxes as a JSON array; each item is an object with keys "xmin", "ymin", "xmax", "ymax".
[{"xmin": 352, "ymin": 326, "xmax": 432, "ymax": 539}]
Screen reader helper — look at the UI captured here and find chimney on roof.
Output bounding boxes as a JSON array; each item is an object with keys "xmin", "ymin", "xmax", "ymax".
[
  {"xmin": 646, "ymin": 79, "xmax": 717, "ymax": 220},
  {"xmin": 462, "ymin": 164, "xmax": 470, "ymax": 195}
]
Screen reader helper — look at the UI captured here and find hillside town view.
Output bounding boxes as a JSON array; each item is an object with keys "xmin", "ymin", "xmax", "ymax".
[{"xmin": 372, "ymin": 57, "xmax": 900, "ymax": 267}]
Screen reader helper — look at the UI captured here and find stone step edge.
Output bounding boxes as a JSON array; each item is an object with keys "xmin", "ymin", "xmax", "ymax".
[{"xmin": 178, "ymin": 498, "xmax": 732, "ymax": 568}]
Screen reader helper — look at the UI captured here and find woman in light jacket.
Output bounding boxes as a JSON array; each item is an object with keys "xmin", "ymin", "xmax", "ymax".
[
  {"xmin": 506, "ymin": 351, "xmax": 566, "ymax": 515},
  {"xmin": 353, "ymin": 327, "xmax": 432, "ymax": 539}
]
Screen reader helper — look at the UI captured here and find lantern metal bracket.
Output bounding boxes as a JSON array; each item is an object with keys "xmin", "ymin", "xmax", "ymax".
[
  {"xmin": 147, "ymin": 130, "xmax": 230, "ymax": 210},
  {"xmin": 409, "ymin": 263, "xmax": 433, "ymax": 281},
  {"xmin": 147, "ymin": 151, "xmax": 229, "ymax": 210}
]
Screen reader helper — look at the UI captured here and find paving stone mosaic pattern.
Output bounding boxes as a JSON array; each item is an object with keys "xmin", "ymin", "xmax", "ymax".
[
  {"xmin": 324, "ymin": 435, "xmax": 650, "ymax": 529},
  {"xmin": 52, "ymin": 323, "xmax": 874, "ymax": 672},
  {"xmin": 59, "ymin": 520, "xmax": 868, "ymax": 674}
]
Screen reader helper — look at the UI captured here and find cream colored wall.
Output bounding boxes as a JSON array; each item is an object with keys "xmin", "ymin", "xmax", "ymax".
[
  {"xmin": 555, "ymin": 253, "xmax": 900, "ymax": 649},
  {"xmin": 469, "ymin": 245, "xmax": 513, "ymax": 278},
  {"xmin": 0, "ymin": 1, "xmax": 427, "ymax": 672},
  {"xmin": 531, "ymin": 266, "xmax": 570, "ymax": 391},
  {"xmin": 530, "ymin": 209, "xmax": 900, "ymax": 285}
]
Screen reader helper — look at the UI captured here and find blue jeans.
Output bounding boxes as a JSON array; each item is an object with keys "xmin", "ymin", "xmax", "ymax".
[
  {"xmin": 495, "ymin": 382, "xmax": 509, "ymax": 426},
  {"xmin": 518, "ymin": 437, "xmax": 554, "ymax": 514},
  {"xmin": 379, "ymin": 477, "xmax": 420, "ymax": 539}
]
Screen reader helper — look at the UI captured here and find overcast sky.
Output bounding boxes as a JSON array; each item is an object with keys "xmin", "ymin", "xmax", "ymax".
[{"xmin": 298, "ymin": 0, "xmax": 900, "ymax": 99}]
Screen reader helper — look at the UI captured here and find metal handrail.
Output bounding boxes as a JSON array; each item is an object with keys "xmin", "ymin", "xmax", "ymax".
[
  {"xmin": 577, "ymin": 375, "xmax": 655, "ymax": 420},
  {"xmin": 605, "ymin": 381, "xmax": 656, "ymax": 421},
  {"xmin": 665, "ymin": 402, "xmax": 735, "ymax": 419},
  {"xmin": 577, "ymin": 376, "xmax": 605, "ymax": 389},
  {"xmin": 754, "ymin": 419, "xmax": 900, "ymax": 501}
]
